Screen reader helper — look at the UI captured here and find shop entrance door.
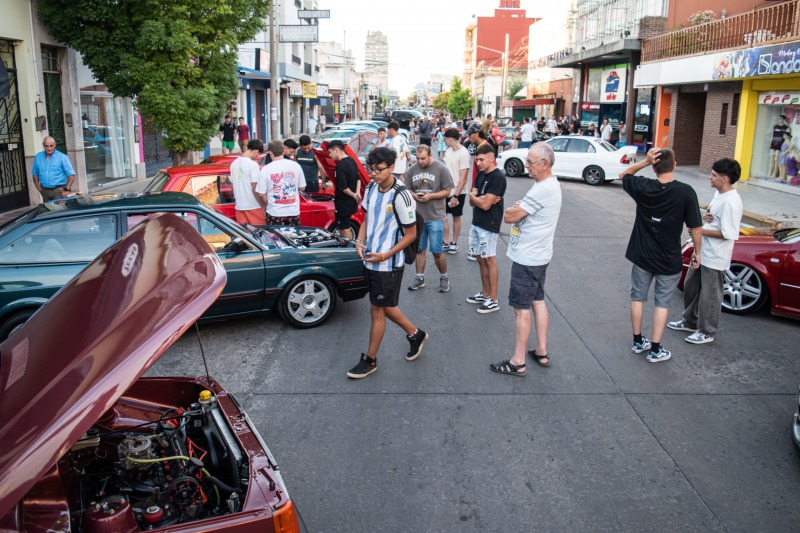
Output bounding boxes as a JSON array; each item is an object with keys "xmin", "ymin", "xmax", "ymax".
[
  {"xmin": 0, "ymin": 40, "xmax": 29, "ymax": 212},
  {"xmin": 41, "ymin": 46, "xmax": 66, "ymax": 155}
]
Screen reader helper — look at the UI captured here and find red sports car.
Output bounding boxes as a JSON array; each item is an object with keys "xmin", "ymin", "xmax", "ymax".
[
  {"xmin": 679, "ymin": 227, "xmax": 800, "ymax": 319},
  {"xmin": 0, "ymin": 213, "xmax": 306, "ymax": 532},
  {"xmin": 148, "ymin": 142, "xmax": 370, "ymax": 233}
]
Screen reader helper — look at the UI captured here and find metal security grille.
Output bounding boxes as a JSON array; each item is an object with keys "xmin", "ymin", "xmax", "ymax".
[
  {"xmin": 140, "ymin": 114, "xmax": 172, "ymax": 176},
  {"xmin": 0, "ymin": 40, "xmax": 29, "ymax": 211},
  {"xmin": 42, "ymin": 46, "xmax": 66, "ymax": 155}
]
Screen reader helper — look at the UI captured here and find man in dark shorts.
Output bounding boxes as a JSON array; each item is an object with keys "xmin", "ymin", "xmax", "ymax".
[
  {"xmin": 619, "ymin": 148, "xmax": 703, "ymax": 364},
  {"xmin": 490, "ymin": 142, "xmax": 562, "ymax": 376},
  {"xmin": 347, "ymin": 147, "xmax": 427, "ymax": 379},
  {"xmin": 295, "ymin": 135, "xmax": 324, "ymax": 193},
  {"xmin": 326, "ymin": 140, "xmax": 361, "ymax": 240}
]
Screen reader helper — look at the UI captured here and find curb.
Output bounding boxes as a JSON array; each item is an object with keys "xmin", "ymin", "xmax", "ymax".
[{"xmin": 699, "ymin": 202, "xmax": 783, "ymax": 229}]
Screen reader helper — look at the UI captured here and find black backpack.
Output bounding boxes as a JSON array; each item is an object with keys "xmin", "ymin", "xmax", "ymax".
[{"xmin": 391, "ymin": 184, "xmax": 424, "ymax": 265}]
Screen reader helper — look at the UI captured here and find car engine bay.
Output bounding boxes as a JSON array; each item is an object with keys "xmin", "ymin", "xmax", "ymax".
[{"xmin": 256, "ymin": 227, "xmax": 351, "ymax": 249}]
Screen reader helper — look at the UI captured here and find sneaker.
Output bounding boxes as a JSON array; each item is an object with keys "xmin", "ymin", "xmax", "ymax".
[
  {"xmin": 438, "ymin": 276, "xmax": 450, "ymax": 293},
  {"xmin": 477, "ymin": 300, "xmax": 500, "ymax": 314},
  {"xmin": 442, "ymin": 242, "xmax": 450, "ymax": 252},
  {"xmin": 667, "ymin": 319, "xmax": 695, "ymax": 332},
  {"xmin": 408, "ymin": 277, "xmax": 426, "ymax": 290},
  {"xmin": 406, "ymin": 329, "xmax": 428, "ymax": 360},
  {"xmin": 646, "ymin": 346, "xmax": 672, "ymax": 363},
  {"xmin": 467, "ymin": 250, "xmax": 477, "ymax": 261},
  {"xmin": 448, "ymin": 243, "xmax": 458, "ymax": 255},
  {"xmin": 347, "ymin": 354, "xmax": 377, "ymax": 378},
  {"xmin": 685, "ymin": 331, "xmax": 714, "ymax": 344},
  {"xmin": 631, "ymin": 336, "xmax": 652, "ymax": 354},
  {"xmin": 466, "ymin": 292, "xmax": 487, "ymax": 304}
]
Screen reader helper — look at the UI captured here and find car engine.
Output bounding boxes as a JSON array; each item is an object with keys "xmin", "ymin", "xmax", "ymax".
[
  {"xmin": 64, "ymin": 392, "xmax": 247, "ymax": 532},
  {"xmin": 274, "ymin": 227, "xmax": 349, "ymax": 248}
]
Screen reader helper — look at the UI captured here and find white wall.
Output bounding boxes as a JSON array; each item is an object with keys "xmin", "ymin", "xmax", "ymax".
[{"xmin": 634, "ymin": 55, "xmax": 717, "ymax": 87}]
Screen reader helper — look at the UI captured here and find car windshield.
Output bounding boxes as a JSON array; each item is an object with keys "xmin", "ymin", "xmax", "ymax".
[
  {"xmin": 144, "ymin": 171, "xmax": 171, "ymax": 192},
  {"xmin": 596, "ymin": 140, "xmax": 617, "ymax": 152},
  {"xmin": 775, "ymin": 227, "xmax": 800, "ymax": 243}
]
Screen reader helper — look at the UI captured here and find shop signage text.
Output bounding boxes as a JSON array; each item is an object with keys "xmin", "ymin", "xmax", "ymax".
[
  {"xmin": 713, "ymin": 40, "xmax": 800, "ymax": 79},
  {"xmin": 600, "ymin": 68, "xmax": 626, "ymax": 102},
  {"xmin": 317, "ymin": 84, "xmax": 330, "ymax": 97},
  {"xmin": 302, "ymin": 82, "xmax": 317, "ymax": 98},
  {"xmin": 760, "ymin": 92, "xmax": 800, "ymax": 105}
]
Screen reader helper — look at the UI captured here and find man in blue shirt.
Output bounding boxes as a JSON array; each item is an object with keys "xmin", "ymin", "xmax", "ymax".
[{"xmin": 31, "ymin": 136, "xmax": 75, "ymax": 202}]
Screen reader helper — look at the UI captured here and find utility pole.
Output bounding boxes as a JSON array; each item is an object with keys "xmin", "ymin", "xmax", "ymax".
[
  {"xmin": 501, "ymin": 33, "xmax": 509, "ymax": 118},
  {"xmin": 269, "ymin": 3, "xmax": 279, "ymax": 140},
  {"xmin": 342, "ymin": 31, "xmax": 347, "ymax": 121}
]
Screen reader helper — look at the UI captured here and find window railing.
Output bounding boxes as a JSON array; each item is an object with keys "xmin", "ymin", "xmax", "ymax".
[{"xmin": 642, "ymin": 0, "xmax": 800, "ymax": 63}]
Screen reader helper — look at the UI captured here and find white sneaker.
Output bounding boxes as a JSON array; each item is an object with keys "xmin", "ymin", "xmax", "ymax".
[
  {"xmin": 685, "ymin": 331, "xmax": 714, "ymax": 344},
  {"xmin": 477, "ymin": 300, "xmax": 500, "ymax": 314},
  {"xmin": 667, "ymin": 319, "xmax": 695, "ymax": 332},
  {"xmin": 646, "ymin": 347, "xmax": 672, "ymax": 363}
]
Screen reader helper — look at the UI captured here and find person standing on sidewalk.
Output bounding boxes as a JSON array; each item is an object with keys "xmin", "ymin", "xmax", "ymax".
[
  {"xmin": 348, "ymin": 147, "xmax": 428, "ymax": 379},
  {"xmin": 230, "ymin": 139, "xmax": 266, "ymax": 226},
  {"xmin": 668, "ymin": 158, "xmax": 743, "ymax": 344},
  {"xmin": 519, "ymin": 117, "xmax": 535, "ymax": 150},
  {"xmin": 258, "ymin": 140, "xmax": 306, "ymax": 226},
  {"xmin": 466, "ymin": 143, "xmax": 507, "ymax": 314},
  {"xmin": 370, "ymin": 127, "xmax": 391, "ymax": 152},
  {"xmin": 405, "ymin": 145, "xmax": 454, "ymax": 293},
  {"xmin": 418, "ymin": 116, "xmax": 433, "ymax": 147},
  {"xmin": 219, "ymin": 115, "xmax": 236, "ymax": 154},
  {"xmin": 443, "ymin": 128, "xmax": 471, "ymax": 255},
  {"xmin": 236, "ymin": 117, "xmax": 250, "ymax": 153},
  {"xmin": 600, "ymin": 118, "xmax": 613, "ymax": 144},
  {"xmin": 387, "ymin": 121, "xmax": 411, "ymax": 180},
  {"xmin": 326, "ymin": 140, "xmax": 361, "ymax": 239},
  {"xmin": 490, "ymin": 142, "xmax": 562, "ymax": 376},
  {"xmin": 32, "ymin": 136, "xmax": 75, "ymax": 202},
  {"xmin": 619, "ymin": 148, "xmax": 703, "ymax": 363},
  {"xmin": 296, "ymin": 135, "xmax": 325, "ymax": 193}
]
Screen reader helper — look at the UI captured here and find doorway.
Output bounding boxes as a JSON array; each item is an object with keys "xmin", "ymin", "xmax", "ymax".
[
  {"xmin": 41, "ymin": 46, "xmax": 66, "ymax": 155},
  {"xmin": 0, "ymin": 40, "xmax": 29, "ymax": 212}
]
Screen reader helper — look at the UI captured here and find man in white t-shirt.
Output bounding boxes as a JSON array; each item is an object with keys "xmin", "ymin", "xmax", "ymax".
[
  {"xmin": 490, "ymin": 142, "xmax": 562, "ymax": 377},
  {"xmin": 600, "ymin": 118, "xmax": 613, "ymax": 143},
  {"xmin": 668, "ymin": 158, "xmax": 743, "ymax": 345},
  {"xmin": 257, "ymin": 140, "xmax": 306, "ymax": 226},
  {"xmin": 546, "ymin": 116, "xmax": 558, "ymax": 134},
  {"xmin": 519, "ymin": 117, "xmax": 535, "ymax": 149},
  {"xmin": 442, "ymin": 127, "xmax": 471, "ymax": 255},
  {"xmin": 229, "ymin": 139, "xmax": 267, "ymax": 226},
  {"xmin": 387, "ymin": 120, "xmax": 411, "ymax": 179}
]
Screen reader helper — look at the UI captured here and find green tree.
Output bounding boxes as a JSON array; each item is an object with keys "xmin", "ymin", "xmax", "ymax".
[
  {"xmin": 507, "ymin": 78, "xmax": 527, "ymax": 100},
  {"xmin": 432, "ymin": 91, "xmax": 450, "ymax": 110},
  {"xmin": 447, "ymin": 77, "xmax": 474, "ymax": 119},
  {"xmin": 38, "ymin": 0, "xmax": 270, "ymax": 163}
]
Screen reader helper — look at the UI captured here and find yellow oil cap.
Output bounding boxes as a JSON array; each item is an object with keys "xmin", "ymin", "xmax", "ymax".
[{"xmin": 199, "ymin": 390, "xmax": 213, "ymax": 401}]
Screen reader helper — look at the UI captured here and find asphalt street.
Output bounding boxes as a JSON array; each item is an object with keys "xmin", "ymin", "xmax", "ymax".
[{"xmin": 148, "ymin": 173, "xmax": 800, "ymax": 533}]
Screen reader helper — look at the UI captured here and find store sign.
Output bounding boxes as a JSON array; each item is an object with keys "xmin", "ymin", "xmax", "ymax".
[
  {"xmin": 600, "ymin": 68, "xmax": 626, "ymax": 102},
  {"xmin": 759, "ymin": 92, "xmax": 800, "ymax": 105},
  {"xmin": 302, "ymin": 82, "xmax": 317, "ymax": 98},
  {"xmin": 713, "ymin": 40, "xmax": 800, "ymax": 79},
  {"xmin": 581, "ymin": 103, "xmax": 600, "ymax": 110},
  {"xmin": 288, "ymin": 82, "xmax": 302, "ymax": 97},
  {"xmin": 317, "ymin": 84, "xmax": 330, "ymax": 97}
]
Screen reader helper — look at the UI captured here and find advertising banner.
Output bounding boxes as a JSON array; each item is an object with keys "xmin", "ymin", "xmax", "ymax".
[
  {"xmin": 759, "ymin": 92, "xmax": 800, "ymax": 105},
  {"xmin": 600, "ymin": 68, "xmax": 626, "ymax": 102},
  {"xmin": 302, "ymin": 82, "xmax": 317, "ymax": 98},
  {"xmin": 713, "ymin": 40, "xmax": 800, "ymax": 79}
]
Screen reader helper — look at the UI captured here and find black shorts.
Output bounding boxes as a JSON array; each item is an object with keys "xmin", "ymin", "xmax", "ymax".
[
  {"xmin": 265, "ymin": 214, "xmax": 300, "ymax": 226},
  {"xmin": 420, "ymin": 138, "xmax": 432, "ymax": 146},
  {"xmin": 508, "ymin": 262, "xmax": 548, "ymax": 308},
  {"xmin": 366, "ymin": 268, "xmax": 404, "ymax": 307},
  {"xmin": 333, "ymin": 210, "xmax": 355, "ymax": 229},
  {"xmin": 445, "ymin": 194, "xmax": 467, "ymax": 217}
]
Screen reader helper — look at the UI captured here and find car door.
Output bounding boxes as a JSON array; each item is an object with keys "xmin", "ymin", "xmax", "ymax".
[
  {"xmin": 0, "ymin": 213, "xmax": 119, "ymax": 312},
  {"xmin": 126, "ymin": 210, "xmax": 266, "ymax": 317},
  {"xmin": 181, "ymin": 173, "xmax": 238, "ymax": 222},
  {"xmin": 776, "ymin": 237, "xmax": 800, "ymax": 316},
  {"xmin": 546, "ymin": 137, "xmax": 571, "ymax": 177},
  {"xmin": 564, "ymin": 138, "xmax": 597, "ymax": 177}
]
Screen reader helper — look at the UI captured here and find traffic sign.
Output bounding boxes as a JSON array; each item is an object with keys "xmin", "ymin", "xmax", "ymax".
[
  {"xmin": 279, "ymin": 25, "xmax": 319, "ymax": 43},
  {"xmin": 298, "ymin": 9, "xmax": 330, "ymax": 19}
]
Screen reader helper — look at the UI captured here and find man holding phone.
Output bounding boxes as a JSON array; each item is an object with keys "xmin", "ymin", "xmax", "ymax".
[{"xmin": 405, "ymin": 145, "xmax": 454, "ymax": 292}]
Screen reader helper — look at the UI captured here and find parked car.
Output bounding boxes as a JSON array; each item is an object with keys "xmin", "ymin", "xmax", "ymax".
[
  {"xmin": 387, "ymin": 110, "xmax": 424, "ymax": 129},
  {"xmin": 678, "ymin": 227, "xmax": 800, "ymax": 319},
  {"xmin": 0, "ymin": 212, "xmax": 308, "ymax": 532},
  {"xmin": 0, "ymin": 192, "xmax": 369, "ymax": 337},
  {"xmin": 496, "ymin": 136, "xmax": 637, "ymax": 185}
]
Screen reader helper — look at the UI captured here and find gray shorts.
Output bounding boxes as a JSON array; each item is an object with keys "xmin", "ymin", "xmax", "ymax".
[
  {"xmin": 630, "ymin": 264, "xmax": 681, "ymax": 308},
  {"xmin": 509, "ymin": 262, "xmax": 548, "ymax": 308}
]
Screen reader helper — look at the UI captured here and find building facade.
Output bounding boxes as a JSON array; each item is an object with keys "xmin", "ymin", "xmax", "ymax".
[{"xmin": 317, "ymin": 41, "xmax": 358, "ymax": 124}]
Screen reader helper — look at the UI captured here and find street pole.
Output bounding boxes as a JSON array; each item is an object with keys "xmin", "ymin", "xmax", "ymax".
[
  {"xmin": 269, "ymin": 3, "xmax": 279, "ymax": 140},
  {"xmin": 501, "ymin": 33, "xmax": 509, "ymax": 119},
  {"xmin": 343, "ymin": 31, "xmax": 347, "ymax": 122}
]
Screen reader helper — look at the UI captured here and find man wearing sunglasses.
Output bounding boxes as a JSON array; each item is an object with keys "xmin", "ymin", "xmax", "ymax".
[{"xmin": 32, "ymin": 136, "xmax": 76, "ymax": 202}]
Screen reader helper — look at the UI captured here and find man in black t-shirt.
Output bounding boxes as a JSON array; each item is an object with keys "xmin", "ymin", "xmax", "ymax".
[
  {"xmin": 295, "ymin": 135, "xmax": 323, "ymax": 193},
  {"xmin": 326, "ymin": 140, "xmax": 361, "ymax": 240},
  {"xmin": 619, "ymin": 148, "xmax": 703, "ymax": 364},
  {"xmin": 219, "ymin": 115, "xmax": 236, "ymax": 154},
  {"xmin": 466, "ymin": 143, "xmax": 507, "ymax": 314}
]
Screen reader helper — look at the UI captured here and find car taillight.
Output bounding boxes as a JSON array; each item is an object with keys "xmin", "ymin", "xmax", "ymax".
[
  {"xmin": 620, "ymin": 153, "xmax": 631, "ymax": 164},
  {"xmin": 273, "ymin": 500, "xmax": 303, "ymax": 533}
]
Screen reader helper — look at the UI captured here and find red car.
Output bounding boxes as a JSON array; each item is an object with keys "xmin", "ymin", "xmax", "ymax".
[
  {"xmin": 148, "ymin": 143, "xmax": 370, "ymax": 233},
  {"xmin": 0, "ymin": 213, "xmax": 306, "ymax": 532},
  {"xmin": 679, "ymin": 227, "xmax": 800, "ymax": 319}
]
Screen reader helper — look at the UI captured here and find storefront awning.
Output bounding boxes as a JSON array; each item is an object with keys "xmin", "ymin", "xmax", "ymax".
[
  {"xmin": 513, "ymin": 98, "xmax": 556, "ymax": 107},
  {"xmin": 237, "ymin": 67, "xmax": 271, "ymax": 80}
]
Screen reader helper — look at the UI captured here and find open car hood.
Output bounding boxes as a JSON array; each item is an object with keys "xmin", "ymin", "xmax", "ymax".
[
  {"xmin": 313, "ymin": 141, "xmax": 371, "ymax": 191},
  {"xmin": 0, "ymin": 213, "xmax": 227, "ymax": 516}
]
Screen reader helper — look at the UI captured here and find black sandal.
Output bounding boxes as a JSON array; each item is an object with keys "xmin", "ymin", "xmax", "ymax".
[
  {"xmin": 490, "ymin": 360, "xmax": 527, "ymax": 376},
  {"xmin": 527, "ymin": 350, "xmax": 550, "ymax": 367}
]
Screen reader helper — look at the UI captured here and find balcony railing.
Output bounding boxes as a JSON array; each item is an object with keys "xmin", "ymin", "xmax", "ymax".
[{"xmin": 642, "ymin": 0, "xmax": 800, "ymax": 63}]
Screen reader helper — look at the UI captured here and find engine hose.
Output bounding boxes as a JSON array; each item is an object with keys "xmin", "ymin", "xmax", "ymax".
[
  {"xmin": 202, "ymin": 475, "xmax": 239, "ymax": 495},
  {"xmin": 201, "ymin": 468, "xmax": 222, "ymax": 505},
  {"xmin": 126, "ymin": 455, "xmax": 190, "ymax": 463}
]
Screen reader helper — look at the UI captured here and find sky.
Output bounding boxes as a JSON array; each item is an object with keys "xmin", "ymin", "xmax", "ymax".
[{"xmin": 316, "ymin": 0, "xmax": 556, "ymax": 97}]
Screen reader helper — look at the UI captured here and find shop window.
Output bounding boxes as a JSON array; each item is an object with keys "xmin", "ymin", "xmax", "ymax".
[
  {"xmin": 731, "ymin": 94, "xmax": 740, "ymax": 126},
  {"xmin": 719, "ymin": 103, "xmax": 728, "ymax": 135}
]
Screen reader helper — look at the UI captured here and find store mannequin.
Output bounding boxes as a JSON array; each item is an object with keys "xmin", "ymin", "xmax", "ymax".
[
  {"xmin": 779, "ymin": 132, "xmax": 792, "ymax": 181},
  {"xmin": 769, "ymin": 114, "xmax": 791, "ymax": 178}
]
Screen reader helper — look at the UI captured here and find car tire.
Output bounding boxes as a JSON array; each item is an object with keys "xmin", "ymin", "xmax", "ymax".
[
  {"xmin": 331, "ymin": 221, "xmax": 359, "ymax": 239},
  {"xmin": 504, "ymin": 158, "xmax": 523, "ymax": 178},
  {"xmin": 723, "ymin": 263, "xmax": 768, "ymax": 314},
  {"xmin": 279, "ymin": 276, "xmax": 337, "ymax": 328},
  {"xmin": 583, "ymin": 165, "xmax": 605, "ymax": 186},
  {"xmin": 0, "ymin": 309, "xmax": 36, "ymax": 342}
]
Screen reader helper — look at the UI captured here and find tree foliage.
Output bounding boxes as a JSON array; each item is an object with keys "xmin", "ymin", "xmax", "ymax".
[
  {"xmin": 507, "ymin": 78, "xmax": 527, "ymax": 100},
  {"xmin": 447, "ymin": 77, "xmax": 474, "ymax": 119},
  {"xmin": 38, "ymin": 0, "xmax": 270, "ymax": 154},
  {"xmin": 432, "ymin": 91, "xmax": 450, "ymax": 110}
]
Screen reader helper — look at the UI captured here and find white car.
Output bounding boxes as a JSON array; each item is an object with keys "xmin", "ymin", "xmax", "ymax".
[{"xmin": 497, "ymin": 136, "xmax": 638, "ymax": 185}]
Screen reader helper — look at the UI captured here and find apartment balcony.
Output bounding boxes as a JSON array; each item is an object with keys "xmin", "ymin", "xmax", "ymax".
[{"xmin": 642, "ymin": 0, "xmax": 800, "ymax": 63}]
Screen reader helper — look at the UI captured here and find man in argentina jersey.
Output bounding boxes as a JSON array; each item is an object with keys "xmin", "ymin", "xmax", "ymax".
[{"xmin": 347, "ymin": 147, "xmax": 429, "ymax": 379}]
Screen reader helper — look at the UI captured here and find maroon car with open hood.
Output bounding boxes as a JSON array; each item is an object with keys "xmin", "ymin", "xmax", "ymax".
[{"xmin": 0, "ymin": 213, "xmax": 306, "ymax": 532}]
